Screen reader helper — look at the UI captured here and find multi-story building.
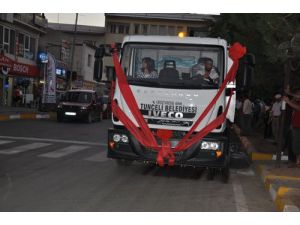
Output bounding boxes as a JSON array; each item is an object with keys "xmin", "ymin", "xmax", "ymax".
[
  {"xmin": 103, "ymin": 13, "xmax": 217, "ymax": 80},
  {"xmin": 0, "ymin": 13, "xmax": 47, "ymax": 106},
  {"xmin": 39, "ymin": 23, "xmax": 105, "ymax": 94}
]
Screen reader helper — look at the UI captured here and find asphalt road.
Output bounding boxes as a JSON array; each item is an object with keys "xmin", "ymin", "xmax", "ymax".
[{"xmin": 0, "ymin": 119, "xmax": 275, "ymax": 211}]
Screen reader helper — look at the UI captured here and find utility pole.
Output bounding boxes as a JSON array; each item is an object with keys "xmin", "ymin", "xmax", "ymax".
[{"xmin": 69, "ymin": 13, "xmax": 78, "ymax": 90}]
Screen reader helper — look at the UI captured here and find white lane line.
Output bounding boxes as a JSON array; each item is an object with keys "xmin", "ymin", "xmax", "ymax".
[
  {"xmin": 0, "ymin": 140, "xmax": 15, "ymax": 145},
  {"xmin": 0, "ymin": 135, "xmax": 106, "ymax": 146},
  {"xmin": 232, "ymin": 175, "xmax": 249, "ymax": 212},
  {"xmin": 84, "ymin": 151, "xmax": 109, "ymax": 162},
  {"xmin": 0, "ymin": 142, "xmax": 52, "ymax": 155},
  {"xmin": 235, "ymin": 169, "xmax": 255, "ymax": 176},
  {"xmin": 39, "ymin": 145, "xmax": 90, "ymax": 158}
]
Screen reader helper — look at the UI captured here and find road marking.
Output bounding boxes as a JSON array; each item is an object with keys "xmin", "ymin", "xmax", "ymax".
[
  {"xmin": 232, "ymin": 175, "xmax": 249, "ymax": 212},
  {"xmin": 235, "ymin": 169, "xmax": 255, "ymax": 176},
  {"xmin": 0, "ymin": 135, "xmax": 106, "ymax": 146},
  {"xmin": 0, "ymin": 140, "xmax": 15, "ymax": 145},
  {"xmin": 84, "ymin": 151, "xmax": 109, "ymax": 162},
  {"xmin": 39, "ymin": 145, "xmax": 90, "ymax": 158},
  {"xmin": 0, "ymin": 142, "xmax": 52, "ymax": 155}
]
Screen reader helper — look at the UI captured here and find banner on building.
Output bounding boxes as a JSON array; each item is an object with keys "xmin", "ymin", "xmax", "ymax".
[{"xmin": 42, "ymin": 53, "xmax": 56, "ymax": 104}]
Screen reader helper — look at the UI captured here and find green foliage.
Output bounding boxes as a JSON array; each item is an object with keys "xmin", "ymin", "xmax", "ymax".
[{"xmin": 211, "ymin": 13, "xmax": 300, "ymax": 100}]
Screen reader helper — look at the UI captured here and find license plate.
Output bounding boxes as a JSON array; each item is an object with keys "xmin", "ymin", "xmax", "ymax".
[{"xmin": 65, "ymin": 112, "xmax": 76, "ymax": 116}]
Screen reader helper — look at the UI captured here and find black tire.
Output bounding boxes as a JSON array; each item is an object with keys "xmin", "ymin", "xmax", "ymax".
[
  {"xmin": 206, "ymin": 168, "xmax": 215, "ymax": 181},
  {"xmin": 116, "ymin": 159, "xmax": 133, "ymax": 166},
  {"xmin": 85, "ymin": 112, "xmax": 92, "ymax": 123},
  {"xmin": 98, "ymin": 111, "xmax": 103, "ymax": 122},
  {"xmin": 57, "ymin": 114, "xmax": 64, "ymax": 122},
  {"xmin": 221, "ymin": 165, "xmax": 230, "ymax": 183}
]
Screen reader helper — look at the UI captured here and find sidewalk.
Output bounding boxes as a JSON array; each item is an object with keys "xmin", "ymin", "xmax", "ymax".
[
  {"xmin": 0, "ymin": 106, "xmax": 56, "ymax": 121},
  {"xmin": 234, "ymin": 125, "xmax": 300, "ymax": 211}
]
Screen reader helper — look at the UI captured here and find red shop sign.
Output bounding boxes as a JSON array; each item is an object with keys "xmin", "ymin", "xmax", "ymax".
[{"xmin": 0, "ymin": 55, "xmax": 39, "ymax": 77}]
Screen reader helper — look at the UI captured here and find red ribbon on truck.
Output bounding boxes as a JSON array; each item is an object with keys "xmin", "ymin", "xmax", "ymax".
[{"xmin": 110, "ymin": 42, "xmax": 246, "ymax": 167}]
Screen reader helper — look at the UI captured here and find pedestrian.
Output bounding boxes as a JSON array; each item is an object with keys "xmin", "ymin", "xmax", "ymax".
[
  {"xmin": 241, "ymin": 94, "xmax": 253, "ymax": 136},
  {"xmin": 13, "ymin": 85, "xmax": 22, "ymax": 107},
  {"xmin": 283, "ymin": 89, "xmax": 300, "ymax": 167},
  {"xmin": 271, "ymin": 94, "xmax": 282, "ymax": 143}
]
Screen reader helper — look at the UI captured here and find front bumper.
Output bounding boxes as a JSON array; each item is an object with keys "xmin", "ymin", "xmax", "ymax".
[{"xmin": 107, "ymin": 128, "xmax": 230, "ymax": 168}]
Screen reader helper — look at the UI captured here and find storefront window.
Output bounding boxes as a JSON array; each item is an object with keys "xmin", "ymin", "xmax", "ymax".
[{"xmin": 0, "ymin": 25, "xmax": 3, "ymax": 45}]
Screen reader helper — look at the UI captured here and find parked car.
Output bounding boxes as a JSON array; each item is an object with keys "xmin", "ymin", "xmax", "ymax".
[{"xmin": 57, "ymin": 89, "xmax": 103, "ymax": 123}]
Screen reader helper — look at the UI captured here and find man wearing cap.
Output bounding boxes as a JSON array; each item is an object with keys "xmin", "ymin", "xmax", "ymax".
[{"xmin": 271, "ymin": 94, "xmax": 282, "ymax": 143}]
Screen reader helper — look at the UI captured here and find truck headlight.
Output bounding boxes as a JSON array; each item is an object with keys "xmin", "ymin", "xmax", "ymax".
[
  {"xmin": 113, "ymin": 134, "xmax": 121, "ymax": 142},
  {"xmin": 81, "ymin": 106, "xmax": 87, "ymax": 110},
  {"xmin": 57, "ymin": 104, "xmax": 63, "ymax": 108},
  {"xmin": 121, "ymin": 135, "xmax": 129, "ymax": 143},
  {"xmin": 201, "ymin": 141, "xmax": 220, "ymax": 150}
]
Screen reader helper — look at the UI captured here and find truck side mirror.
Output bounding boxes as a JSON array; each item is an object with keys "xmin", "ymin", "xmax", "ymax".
[{"xmin": 93, "ymin": 59, "xmax": 103, "ymax": 82}]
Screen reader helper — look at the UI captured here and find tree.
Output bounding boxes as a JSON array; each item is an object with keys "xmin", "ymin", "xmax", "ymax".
[{"xmin": 211, "ymin": 14, "xmax": 300, "ymax": 100}]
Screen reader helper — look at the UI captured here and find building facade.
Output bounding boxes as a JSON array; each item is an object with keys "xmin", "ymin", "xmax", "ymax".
[
  {"xmin": 39, "ymin": 23, "xmax": 105, "ymax": 95},
  {"xmin": 0, "ymin": 13, "xmax": 47, "ymax": 106},
  {"xmin": 102, "ymin": 13, "xmax": 217, "ymax": 80}
]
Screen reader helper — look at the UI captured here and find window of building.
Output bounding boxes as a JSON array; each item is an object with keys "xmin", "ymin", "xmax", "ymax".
[
  {"xmin": 159, "ymin": 26, "xmax": 167, "ymax": 35},
  {"xmin": 118, "ymin": 25, "xmax": 124, "ymax": 34},
  {"xmin": 134, "ymin": 24, "xmax": 140, "ymax": 34},
  {"xmin": 168, "ymin": 26, "xmax": 175, "ymax": 36},
  {"xmin": 0, "ymin": 26, "xmax": 3, "ymax": 47},
  {"xmin": 17, "ymin": 33, "xmax": 35, "ymax": 60},
  {"xmin": 150, "ymin": 25, "xmax": 158, "ymax": 35},
  {"xmin": 9, "ymin": 30, "xmax": 15, "ymax": 55},
  {"xmin": 125, "ymin": 25, "xmax": 130, "ymax": 34},
  {"xmin": 177, "ymin": 26, "xmax": 183, "ymax": 35},
  {"xmin": 141, "ymin": 24, "xmax": 148, "ymax": 35},
  {"xmin": 30, "ymin": 37, "xmax": 36, "ymax": 59},
  {"xmin": 3, "ymin": 27, "xmax": 10, "ymax": 53},
  {"xmin": 87, "ymin": 54, "xmax": 92, "ymax": 67},
  {"xmin": 0, "ymin": 26, "xmax": 16, "ymax": 55},
  {"xmin": 110, "ymin": 24, "xmax": 116, "ymax": 33}
]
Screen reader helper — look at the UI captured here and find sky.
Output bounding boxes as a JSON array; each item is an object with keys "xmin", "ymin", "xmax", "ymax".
[{"xmin": 45, "ymin": 13, "xmax": 105, "ymax": 27}]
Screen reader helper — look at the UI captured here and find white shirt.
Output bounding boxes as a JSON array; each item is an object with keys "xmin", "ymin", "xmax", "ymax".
[
  {"xmin": 243, "ymin": 99, "xmax": 252, "ymax": 115},
  {"xmin": 272, "ymin": 101, "xmax": 282, "ymax": 116}
]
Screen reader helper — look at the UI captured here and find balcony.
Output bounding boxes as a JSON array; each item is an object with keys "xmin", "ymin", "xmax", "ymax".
[{"xmin": 13, "ymin": 13, "xmax": 48, "ymax": 33}]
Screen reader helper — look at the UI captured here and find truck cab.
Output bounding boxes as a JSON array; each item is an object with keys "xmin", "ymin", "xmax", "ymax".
[{"xmin": 97, "ymin": 35, "xmax": 238, "ymax": 181}]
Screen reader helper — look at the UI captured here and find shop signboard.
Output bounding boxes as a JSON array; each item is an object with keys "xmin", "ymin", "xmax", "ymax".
[{"xmin": 0, "ymin": 55, "xmax": 39, "ymax": 77}]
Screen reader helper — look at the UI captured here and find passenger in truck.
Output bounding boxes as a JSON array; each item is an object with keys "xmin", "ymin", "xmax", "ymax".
[{"xmin": 136, "ymin": 57, "xmax": 158, "ymax": 79}]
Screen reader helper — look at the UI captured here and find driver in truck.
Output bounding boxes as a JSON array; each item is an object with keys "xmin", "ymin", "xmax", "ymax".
[{"xmin": 191, "ymin": 58, "xmax": 219, "ymax": 84}]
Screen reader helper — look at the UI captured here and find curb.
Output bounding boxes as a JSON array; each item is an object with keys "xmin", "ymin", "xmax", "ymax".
[
  {"xmin": 0, "ymin": 112, "xmax": 56, "ymax": 121},
  {"xmin": 232, "ymin": 125, "xmax": 287, "ymax": 161},
  {"xmin": 255, "ymin": 164, "xmax": 300, "ymax": 212}
]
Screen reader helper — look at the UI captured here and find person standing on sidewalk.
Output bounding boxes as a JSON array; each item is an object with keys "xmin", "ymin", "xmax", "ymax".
[
  {"xmin": 283, "ymin": 90, "xmax": 300, "ymax": 167},
  {"xmin": 241, "ymin": 94, "xmax": 253, "ymax": 135},
  {"xmin": 271, "ymin": 94, "xmax": 282, "ymax": 143}
]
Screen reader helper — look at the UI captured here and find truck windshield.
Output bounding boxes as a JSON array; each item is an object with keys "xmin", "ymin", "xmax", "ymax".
[
  {"xmin": 63, "ymin": 92, "xmax": 92, "ymax": 103},
  {"xmin": 121, "ymin": 43, "xmax": 224, "ymax": 89}
]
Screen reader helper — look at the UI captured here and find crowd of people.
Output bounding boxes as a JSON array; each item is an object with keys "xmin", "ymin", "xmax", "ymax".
[{"xmin": 236, "ymin": 89, "xmax": 300, "ymax": 167}]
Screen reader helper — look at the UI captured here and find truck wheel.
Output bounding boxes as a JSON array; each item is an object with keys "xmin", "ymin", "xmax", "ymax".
[
  {"xmin": 98, "ymin": 112, "xmax": 103, "ymax": 122},
  {"xmin": 57, "ymin": 115, "xmax": 64, "ymax": 122},
  {"xmin": 206, "ymin": 168, "xmax": 215, "ymax": 181},
  {"xmin": 221, "ymin": 165, "xmax": 230, "ymax": 183},
  {"xmin": 116, "ymin": 159, "xmax": 133, "ymax": 166}
]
